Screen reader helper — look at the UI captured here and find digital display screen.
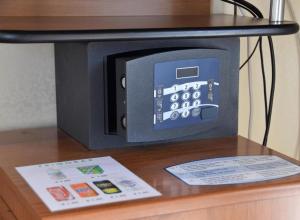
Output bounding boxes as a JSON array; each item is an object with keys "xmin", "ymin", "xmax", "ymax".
[{"xmin": 176, "ymin": 66, "xmax": 199, "ymax": 79}]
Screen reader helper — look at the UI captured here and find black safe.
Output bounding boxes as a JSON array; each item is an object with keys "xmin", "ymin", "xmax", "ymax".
[{"xmin": 55, "ymin": 38, "xmax": 240, "ymax": 149}]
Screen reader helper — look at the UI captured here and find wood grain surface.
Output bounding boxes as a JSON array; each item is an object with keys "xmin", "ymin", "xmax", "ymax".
[
  {"xmin": 0, "ymin": 197, "xmax": 15, "ymax": 220},
  {"xmin": 0, "ymin": 128, "xmax": 300, "ymax": 219},
  {"xmin": 0, "ymin": 0, "xmax": 210, "ymax": 17},
  {"xmin": 0, "ymin": 15, "xmax": 276, "ymax": 31}
]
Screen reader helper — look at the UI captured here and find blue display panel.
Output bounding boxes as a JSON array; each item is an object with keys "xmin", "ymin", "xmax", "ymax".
[{"xmin": 154, "ymin": 58, "xmax": 220, "ymax": 130}]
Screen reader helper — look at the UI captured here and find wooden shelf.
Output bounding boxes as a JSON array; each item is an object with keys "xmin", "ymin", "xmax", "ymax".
[
  {"xmin": 0, "ymin": 128, "xmax": 300, "ymax": 219},
  {"xmin": 0, "ymin": 14, "xmax": 298, "ymax": 43}
]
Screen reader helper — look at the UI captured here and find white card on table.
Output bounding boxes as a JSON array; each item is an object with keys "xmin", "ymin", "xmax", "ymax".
[
  {"xmin": 166, "ymin": 156, "xmax": 300, "ymax": 186},
  {"xmin": 16, "ymin": 156, "xmax": 161, "ymax": 212}
]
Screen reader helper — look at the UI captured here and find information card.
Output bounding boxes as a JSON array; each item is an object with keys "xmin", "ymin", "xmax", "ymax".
[
  {"xmin": 16, "ymin": 156, "xmax": 161, "ymax": 212},
  {"xmin": 166, "ymin": 156, "xmax": 300, "ymax": 186}
]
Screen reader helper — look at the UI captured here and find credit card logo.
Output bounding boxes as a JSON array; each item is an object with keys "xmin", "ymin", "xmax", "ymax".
[
  {"xmin": 77, "ymin": 165, "xmax": 104, "ymax": 174},
  {"xmin": 47, "ymin": 186, "xmax": 75, "ymax": 201},
  {"xmin": 47, "ymin": 169, "xmax": 67, "ymax": 180},
  {"xmin": 71, "ymin": 183, "xmax": 98, "ymax": 198},
  {"xmin": 93, "ymin": 180, "xmax": 121, "ymax": 194}
]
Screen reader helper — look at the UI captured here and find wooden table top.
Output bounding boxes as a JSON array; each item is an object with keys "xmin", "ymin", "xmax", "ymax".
[
  {"xmin": 0, "ymin": 14, "xmax": 298, "ymax": 43},
  {"xmin": 0, "ymin": 127, "xmax": 300, "ymax": 220},
  {"xmin": 0, "ymin": 15, "xmax": 291, "ymax": 31}
]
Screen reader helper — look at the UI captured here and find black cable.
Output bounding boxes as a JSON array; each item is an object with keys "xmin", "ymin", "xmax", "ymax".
[
  {"xmin": 234, "ymin": 0, "xmax": 264, "ymax": 18},
  {"xmin": 221, "ymin": 0, "xmax": 260, "ymax": 70},
  {"xmin": 240, "ymin": 38, "xmax": 260, "ymax": 70},
  {"xmin": 220, "ymin": 0, "xmax": 276, "ymax": 146},
  {"xmin": 234, "ymin": 0, "xmax": 276, "ymax": 146},
  {"xmin": 259, "ymin": 38, "xmax": 268, "ymax": 123},
  {"xmin": 233, "ymin": 0, "xmax": 238, "ymax": 16},
  {"xmin": 263, "ymin": 37, "xmax": 276, "ymax": 146},
  {"xmin": 220, "ymin": 0, "xmax": 257, "ymax": 17},
  {"xmin": 240, "ymin": 36, "xmax": 268, "ymax": 122}
]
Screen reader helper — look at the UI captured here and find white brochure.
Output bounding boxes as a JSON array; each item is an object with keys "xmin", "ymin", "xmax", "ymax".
[
  {"xmin": 166, "ymin": 156, "xmax": 300, "ymax": 186},
  {"xmin": 16, "ymin": 156, "xmax": 161, "ymax": 212}
]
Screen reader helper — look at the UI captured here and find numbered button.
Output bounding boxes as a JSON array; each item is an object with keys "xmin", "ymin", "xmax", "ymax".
[
  {"xmin": 182, "ymin": 110, "xmax": 190, "ymax": 118},
  {"xmin": 172, "ymin": 84, "xmax": 179, "ymax": 93},
  {"xmin": 170, "ymin": 102, "xmax": 179, "ymax": 110},
  {"xmin": 193, "ymin": 82, "xmax": 201, "ymax": 90},
  {"xmin": 182, "ymin": 92, "xmax": 190, "ymax": 101},
  {"xmin": 157, "ymin": 88, "xmax": 163, "ymax": 96},
  {"xmin": 193, "ymin": 91, "xmax": 201, "ymax": 99},
  {"xmin": 193, "ymin": 100, "xmax": 201, "ymax": 107},
  {"xmin": 170, "ymin": 111, "xmax": 180, "ymax": 120},
  {"xmin": 183, "ymin": 83, "xmax": 190, "ymax": 91},
  {"xmin": 170, "ymin": 93, "xmax": 179, "ymax": 102},
  {"xmin": 182, "ymin": 101, "xmax": 190, "ymax": 109}
]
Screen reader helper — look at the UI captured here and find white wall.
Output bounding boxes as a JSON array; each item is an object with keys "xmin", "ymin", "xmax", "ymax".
[
  {"xmin": 217, "ymin": 0, "xmax": 300, "ymax": 159},
  {"xmin": 0, "ymin": 44, "xmax": 56, "ymax": 130},
  {"xmin": 0, "ymin": 0, "xmax": 299, "ymax": 159}
]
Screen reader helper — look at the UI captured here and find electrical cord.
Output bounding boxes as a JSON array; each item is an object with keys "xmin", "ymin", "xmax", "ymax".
[
  {"xmin": 240, "ymin": 38, "xmax": 260, "ymax": 69},
  {"xmin": 221, "ymin": 0, "xmax": 257, "ymax": 17},
  {"xmin": 233, "ymin": 0, "xmax": 237, "ymax": 16},
  {"xmin": 263, "ymin": 37, "xmax": 276, "ymax": 146},
  {"xmin": 221, "ymin": 0, "xmax": 260, "ymax": 70},
  {"xmin": 220, "ymin": 0, "xmax": 276, "ymax": 146},
  {"xmin": 238, "ymin": 7, "xmax": 268, "ymax": 140},
  {"xmin": 259, "ymin": 38, "xmax": 268, "ymax": 124},
  {"xmin": 234, "ymin": 0, "xmax": 263, "ymax": 18},
  {"xmin": 247, "ymin": 37, "xmax": 254, "ymax": 139}
]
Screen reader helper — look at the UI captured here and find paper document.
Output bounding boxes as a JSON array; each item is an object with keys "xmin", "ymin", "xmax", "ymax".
[
  {"xmin": 16, "ymin": 156, "xmax": 161, "ymax": 212},
  {"xmin": 166, "ymin": 156, "xmax": 300, "ymax": 186}
]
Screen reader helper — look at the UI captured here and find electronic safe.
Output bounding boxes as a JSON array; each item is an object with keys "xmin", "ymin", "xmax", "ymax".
[{"xmin": 55, "ymin": 38, "xmax": 239, "ymax": 149}]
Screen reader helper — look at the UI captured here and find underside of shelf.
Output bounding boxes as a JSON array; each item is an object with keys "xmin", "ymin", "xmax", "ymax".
[{"xmin": 0, "ymin": 14, "xmax": 298, "ymax": 43}]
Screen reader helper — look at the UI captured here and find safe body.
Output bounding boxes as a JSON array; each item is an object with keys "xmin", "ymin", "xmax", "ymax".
[{"xmin": 55, "ymin": 38, "xmax": 240, "ymax": 149}]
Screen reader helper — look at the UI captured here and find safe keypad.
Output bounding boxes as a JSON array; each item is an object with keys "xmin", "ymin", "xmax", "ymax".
[
  {"xmin": 153, "ymin": 58, "xmax": 220, "ymax": 130},
  {"xmin": 155, "ymin": 80, "xmax": 219, "ymax": 123}
]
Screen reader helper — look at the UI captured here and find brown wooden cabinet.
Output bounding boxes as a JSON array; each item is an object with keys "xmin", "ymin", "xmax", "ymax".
[
  {"xmin": 0, "ymin": 1, "xmax": 299, "ymax": 219},
  {"xmin": 0, "ymin": 128, "xmax": 300, "ymax": 220}
]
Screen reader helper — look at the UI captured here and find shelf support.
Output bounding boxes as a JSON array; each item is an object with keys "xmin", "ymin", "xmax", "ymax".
[{"xmin": 270, "ymin": 0, "xmax": 285, "ymax": 22}]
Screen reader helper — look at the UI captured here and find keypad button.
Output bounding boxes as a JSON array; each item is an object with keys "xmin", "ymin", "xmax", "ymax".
[
  {"xmin": 193, "ymin": 91, "xmax": 201, "ymax": 99},
  {"xmin": 156, "ymin": 99, "xmax": 163, "ymax": 109},
  {"xmin": 192, "ymin": 108, "xmax": 201, "ymax": 117},
  {"xmin": 156, "ymin": 113, "xmax": 163, "ymax": 122},
  {"xmin": 172, "ymin": 84, "xmax": 179, "ymax": 93},
  {"xmin": 182, "ymin": 110, "xmax": 190, "ymax": 118},
  {"xmin": 170, "ymin": 102, "xmax": 179, "ymax": 110},
  {"xmin": 193, "ymin": 100, "xmax": 201, "ymax": 107},
  {"xmin": 170, "ymin": 111, "xmax": 180, "ymax": 120},
  {"xmin": 193, "ymin": 82, "xmax": 201, "ymax": 90},
  {"xmin": 183, "ymin": 83, "xmax": 190, "ymax": 91},
  {"xmin": 157, "ymin": 88, "xmax": 163, "ymax": 96},
  {"xmin": 182, "ymin": 92, "xmax": 190, "ymax": 101},
  {"xmin": 170, "ymin": 93, "xmax": 179, "ymax": 102},
  {"xmin": 208, "ymin": 80, "xmax": 214, "ymax": 91},
  {"xmin": 182, "ymin": 101, "xmax": 190, "ymax": 109}
]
